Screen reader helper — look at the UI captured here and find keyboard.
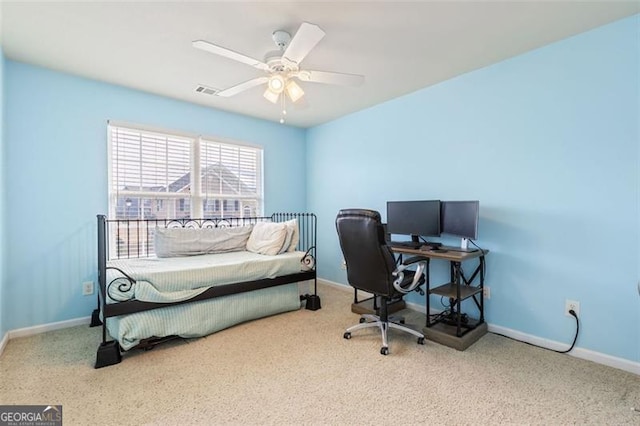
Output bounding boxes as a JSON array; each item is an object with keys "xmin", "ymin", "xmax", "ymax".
[{"xmin": 388, "ymin": 241, "xmax": 421, "ymax": 249}]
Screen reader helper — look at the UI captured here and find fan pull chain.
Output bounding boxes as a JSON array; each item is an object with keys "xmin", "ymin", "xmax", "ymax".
[{"xmin": 280, "ymin": 92, "xmax": 287, "ymax": 124}]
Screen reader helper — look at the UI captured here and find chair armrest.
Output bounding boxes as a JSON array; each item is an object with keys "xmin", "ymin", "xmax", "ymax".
[{"xmin": 392, "ymin": 257, "xmax": 427, "ymax": 294}]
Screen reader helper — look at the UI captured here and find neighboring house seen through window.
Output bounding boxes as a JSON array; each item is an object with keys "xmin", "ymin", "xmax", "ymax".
[{"xmin": 108, "ymin": 123, "xmax": 264, "ymax": 222}]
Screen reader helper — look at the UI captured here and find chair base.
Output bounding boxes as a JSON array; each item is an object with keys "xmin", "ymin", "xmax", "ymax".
[{"xmin": 343, "ymin": 314, "xmax": 425, "ymax": 355}]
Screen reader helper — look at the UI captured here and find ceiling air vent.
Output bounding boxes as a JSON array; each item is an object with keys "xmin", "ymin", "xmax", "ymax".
[{"xmin": 195, "ymin": 84, "xmax": 219, "ymax": 95}]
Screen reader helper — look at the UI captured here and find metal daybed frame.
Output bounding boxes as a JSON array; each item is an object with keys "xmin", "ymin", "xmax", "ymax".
[{"xmin": 91, "ymin": 212, "xmax": 319, "ymax": 368}]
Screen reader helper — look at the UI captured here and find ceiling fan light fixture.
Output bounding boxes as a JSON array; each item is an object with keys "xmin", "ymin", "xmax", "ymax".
[
  {"xmin": 285, "ymin": 80, "xmax": 305, "ymax": 103},
  {"xmin": 268, "ymin": 74, "xmax": 285, "ymax": 93},
  {"xmin": 263, "ymin": 88, "xmax": 279, "ymax": 103}
]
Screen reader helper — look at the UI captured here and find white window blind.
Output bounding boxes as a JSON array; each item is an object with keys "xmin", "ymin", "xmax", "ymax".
[
  {"xmin": 108, "ymin": 124, "xmax": 263, "ymax": 221},
  {"xmin": 111, "ymin": 127, "xmax": 191, "ymax": 193},
  {"xmin": 200, "ymin": 139, "xmax": 262, "ymax": 218}
]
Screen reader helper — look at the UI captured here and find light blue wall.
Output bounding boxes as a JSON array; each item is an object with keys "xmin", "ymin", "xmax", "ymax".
[
  {"xmin": 4, "ymin": 61, "xmax": 306, "ymax": 330},
  {"xmin": 0, "ymin": 51, "xmax": 5, "ymax": 340},
  {"xmin": 307, "ymin": 16, "xmax": 639, "ymax": 362}
]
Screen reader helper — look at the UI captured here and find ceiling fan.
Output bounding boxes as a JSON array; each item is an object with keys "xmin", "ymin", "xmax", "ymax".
[{"xmin": 193, "ymin": 22, "xmax": 364, "ymax": 120}]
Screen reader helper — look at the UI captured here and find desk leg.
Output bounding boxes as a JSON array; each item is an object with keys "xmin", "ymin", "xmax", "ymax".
[
  {"xmin": 479, "ymin": 256, "xmax": 485, "ymax": 323},
  {"xmin": 425, "ymin": 258, "xmax": 431, "ymax": 327},
  {"xmin": 454, "ymin": 262, "xmax": 463, "ymax": 337}
]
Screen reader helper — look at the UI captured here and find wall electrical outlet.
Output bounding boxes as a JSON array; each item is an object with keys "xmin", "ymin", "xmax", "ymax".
[
  {"xmin": 483, "ymin": 286, "xmax": 490, "ymax": 299},
  {"xmin": 82, "ymin": 281, "xmax": 94, "ymax": 296},
  {"xmin": 340, "ymin": 259, "xmax": 347, "ymax": 270},
  {"xmin": 565, "ymin": 299, "xmax": 580, "ymax": 317}
]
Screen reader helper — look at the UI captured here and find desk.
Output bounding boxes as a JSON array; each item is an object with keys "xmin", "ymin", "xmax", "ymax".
[{"xmin": 391, "ymin": 246, "xmax": 489, "ymax": 350}]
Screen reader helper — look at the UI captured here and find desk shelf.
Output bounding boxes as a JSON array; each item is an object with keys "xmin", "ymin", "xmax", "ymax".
[{"xmin": 430, "ymin": 283, "xmax": 482, "ymax": 300}]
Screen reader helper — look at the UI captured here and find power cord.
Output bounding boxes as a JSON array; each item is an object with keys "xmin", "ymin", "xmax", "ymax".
[
  {"xmin": 491, "ymin": 309, "xmax": 580, "ymax": 354},
  {"xmin": 427, "ymin": 297, "xmax": 454, "ymax": 323},
  {"xmin": 469, "ymin": 239, "xmax": 487, "ymax": 281},
  {"xmin": 469, "ymin": 239, "xmax": 483, "ymax": 250}
]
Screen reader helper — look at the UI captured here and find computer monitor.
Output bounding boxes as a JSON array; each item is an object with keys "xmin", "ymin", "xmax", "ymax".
[
  {"xmin": 386, "ymin": 200, "xmax": 441, "ymax": 245},
  {"xmin": 440, "ymin": 201, "xmax": 479, "ymax": 241}
]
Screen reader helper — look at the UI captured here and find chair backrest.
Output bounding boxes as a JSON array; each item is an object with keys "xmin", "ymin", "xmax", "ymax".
[{"xmin": 335, "ymin": 209, "xmax": 398, "ymax": 297}]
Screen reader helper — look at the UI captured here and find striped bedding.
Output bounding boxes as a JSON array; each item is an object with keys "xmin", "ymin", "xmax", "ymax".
[
  {"xmin": 106, "ymin": 250, "xmax": 309, "ymax": 303},
  {"xmin": 105, "ymin": 251, "xmax": 308, "ymax": 350}
]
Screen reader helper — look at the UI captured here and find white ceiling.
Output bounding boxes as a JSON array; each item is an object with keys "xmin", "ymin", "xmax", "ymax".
[{"xmin": 1, "ymin": 1, "xmax": 638, "ymax": 128}]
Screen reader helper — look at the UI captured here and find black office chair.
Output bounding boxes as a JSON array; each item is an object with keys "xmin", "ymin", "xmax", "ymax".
[{"xmin": 336, "ymin": 209, "xmax": 427, "ymax": 355}]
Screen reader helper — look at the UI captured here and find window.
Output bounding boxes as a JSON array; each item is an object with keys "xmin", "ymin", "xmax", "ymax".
[
  {"xmin": 108, "ymin": 123, "xmax": 263, "ymax": 221},
  {"xmin": 200, "ymin": 138, "xmax": 261, "ymax": 219}
]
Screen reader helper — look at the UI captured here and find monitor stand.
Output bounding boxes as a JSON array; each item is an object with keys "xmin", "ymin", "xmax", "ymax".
[{"xmin": 447, "ymin": 238, "xmax": 477, "ymax": 253}]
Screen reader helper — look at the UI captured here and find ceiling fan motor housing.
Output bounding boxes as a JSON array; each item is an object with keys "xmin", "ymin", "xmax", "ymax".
[
  {"xmin": 265, "ymin": 30, "xmax": 295, "ymax": 72},
  {"xmin": 272, "ymin": 30, "xmax": 291, "ymax": 49}
]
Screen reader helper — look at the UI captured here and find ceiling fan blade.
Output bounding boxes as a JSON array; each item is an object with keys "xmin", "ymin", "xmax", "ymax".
[
  {"xmin": 193, "ymin": 40, "xmax": 270, "ymax": 72},
  {"xmin": 294, "ymin": 70, "xmax": 365, "ymax": 86},
  {"xmin": 282, "ymin": 22, "xmax": 325, "ymax": 66},
  {"xmin": 216, "ymin": 77, "xmax": 269, "ymax": 97}
]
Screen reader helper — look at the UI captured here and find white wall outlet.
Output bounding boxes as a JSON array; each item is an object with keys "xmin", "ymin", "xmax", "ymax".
[
  {"xmin": 483, "ymin": 286, "xmax": 490, "ymax": 299},
  {"xmin": 82, "ymin": 281, "xmax": 94, "ymax": 296},
  {"xmin": 565, "ymin": 299, "xmax": 580, "ymax": 317},
  {"xmin": 340, "ymin": 259, "xmax": 347, "ymax": 270}
]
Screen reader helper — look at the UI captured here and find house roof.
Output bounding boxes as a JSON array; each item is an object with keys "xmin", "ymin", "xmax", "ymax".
[{"xmin": 122, "ymin": 162, "xmax": 254, "ymax": 195}]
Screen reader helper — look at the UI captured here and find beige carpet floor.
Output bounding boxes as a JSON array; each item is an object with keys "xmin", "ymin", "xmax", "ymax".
[{"xmin": 0, "ymin": 283, "xmax": 638, "ymax": 425}]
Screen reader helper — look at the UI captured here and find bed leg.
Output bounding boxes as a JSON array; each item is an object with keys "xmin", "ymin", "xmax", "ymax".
[
  {"xmin": 300, "ymin": 294, "xmax": 322, "ymax": 311},
  {"xmin": 95, "ymin": 341, "xmax": 122, "ymax": 368},
  {"xmin": 90, "ymin": 309, "xmax": 103, "ymax": 327}
]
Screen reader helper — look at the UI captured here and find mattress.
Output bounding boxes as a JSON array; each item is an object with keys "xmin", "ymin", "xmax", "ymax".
[
  {"xmin": 107, "ymin": 283, "xmax": 302, "ymax": 350},
  {"xmin": 106, "ymin": 250, "xmax": 308, "ymax": 303}
]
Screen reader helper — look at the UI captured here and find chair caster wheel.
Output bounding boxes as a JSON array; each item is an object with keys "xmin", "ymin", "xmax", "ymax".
[
  {"xmin": 359, "ymin": 317, "xmax": 366, "ymax": 324},
  {"xmin": 380, "ymin": 347, "xmax": 389, "ymax": 355},
  {"xmin": 417, "ymin": 337, "xmax": 425, "ymax": 345},
  {"xmin": 343, "ymin": 332, "xmax": 351, "ymax": 340}
]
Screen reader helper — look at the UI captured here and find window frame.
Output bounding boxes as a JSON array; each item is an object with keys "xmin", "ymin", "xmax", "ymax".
[{"xmin": 107, "ymin": 121, "xmax": 264, "ymax": 220}]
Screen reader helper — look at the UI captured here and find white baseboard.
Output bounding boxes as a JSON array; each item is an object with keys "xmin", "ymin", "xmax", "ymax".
[
  {"xmin": 8, "ymin": 316, "xmax": 91, "ymax": 340},
  {"xmin": 0, "ymin": 332, "xmax": 8, "ymax": 358},
  {"xmin": 489, "ymin": 324, "xmax": 640, "ymax": 375},
  {"xmin": 317, "ymin": 277, "xmax": 639, "ymax": 375}
]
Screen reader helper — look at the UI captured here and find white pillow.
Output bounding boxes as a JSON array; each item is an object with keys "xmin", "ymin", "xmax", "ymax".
[
  {"xmin": 154, "ymin": 226, "xmax": 253, "ymax": 258},
  {"xmin": 278, "ymin": 224, "xmax": 294, "ymax": 254},
  {"xmin": 284, "ymin": 219, "xmax": 300, "ymax": 252},
  {"xmin": 246, "ymin": 221, "xmax": 288, "ymax": 256}
]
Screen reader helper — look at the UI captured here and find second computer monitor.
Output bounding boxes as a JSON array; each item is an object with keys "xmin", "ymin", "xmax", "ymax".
[
  {"xmin": 386, "ymin": 200, "xmax": 441, "ymax": 242},
  {"xmin": 440, "ymin": 200, "xmax": 479, "ymax": 240}
]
